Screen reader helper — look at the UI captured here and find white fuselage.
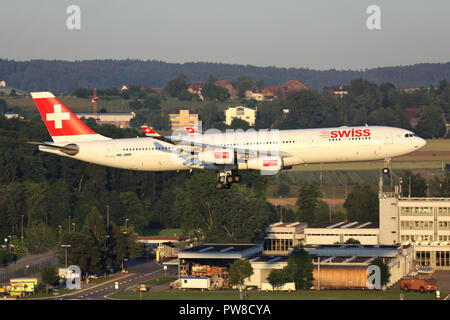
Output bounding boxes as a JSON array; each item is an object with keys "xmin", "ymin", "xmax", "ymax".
[{"xmin": 39, "ymin": 126, "xmax": 426, "ymax": 172}]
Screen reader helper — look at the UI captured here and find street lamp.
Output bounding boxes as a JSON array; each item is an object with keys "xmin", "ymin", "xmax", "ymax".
[
  {"xmin": 61, "ymin": 244, "xmax": 71, "ymax": 268},
  {"xmin": 21, "ymin": 215, "xmax": 24, "ymax": 246}
]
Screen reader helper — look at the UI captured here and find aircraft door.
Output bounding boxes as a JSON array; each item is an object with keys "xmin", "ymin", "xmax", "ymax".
[{"xmin": 105, "ymin": 143, "xmax": 115, "ymax": 157}]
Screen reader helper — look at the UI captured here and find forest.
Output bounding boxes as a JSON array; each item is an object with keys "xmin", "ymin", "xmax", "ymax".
[{"xmin": 1, "ymin": 59, "xmax": 449, "ymax": 92}]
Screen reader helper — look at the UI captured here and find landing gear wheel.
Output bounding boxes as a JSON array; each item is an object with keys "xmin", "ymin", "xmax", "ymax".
[
  {"xmin": 233, "ymin": 174, "xmax": 241, "ymax": 183},
  {"xmin": 215, "ymin": 182, "xmax": 225, "ymax": 190},
  {"xmin": 224, "ymin": 183, "xmax": 231, "ymax": 189},
  {"xmin": 226, "ymin": 176, "xmax": 234, "ymax": 184},
  {"xmin": 382, "ymin": 167, "xmax": 390, "ymax": 175},
  {"xmin": 219, "ymin": 176, "xmax": 226, "ymax": 183}
]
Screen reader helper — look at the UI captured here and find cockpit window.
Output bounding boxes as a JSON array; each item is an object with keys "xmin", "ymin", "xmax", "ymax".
[{"xmin": 405, "ymin": 133, "xmax": 417, "ymax": 138}]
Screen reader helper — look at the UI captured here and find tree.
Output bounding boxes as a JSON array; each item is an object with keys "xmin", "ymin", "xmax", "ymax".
[
  {"xmin": 314, "ymin": 200, "xmax": 331, "ymax": 224},
  {"xmin": 236, "ymin": 76, "xmax": 255, "ymax": 98},
  {"xmin": 229, "ymin": 259, "xmax": 253, "ymax": 300},
  {"xmin": 400, "ymin": 172, "xmax": 427, "ymax": 197},
  {"xmin": 201, "ymin": 83, "xmax": 229, "ymax": 101},
  {"xmin": 24, "ymin": 222, "xmax": 57, "ymax": 254},
  {"xmin": 143, "ymin": 95, "xmax": 162, "ymax": 110},
  {"xmin": 228, "ymin": 118, "xmax": 250, "ymax": 130},
  {"xmin": 164, "ymin": 74, "xmax": 190, "ymax": 98},
  {"xmin": 414, "ymin": 105, "xmax": 446, "ymax": 138},
  {"xmin": 276, "ymin": 183, "xmax": 290, "ymax": 197},
  {"xmin": 255, "ymin": 80, "xmax": 266, "ymax": 89},
  {"xmin": 267, "ymin": 267, "xmax": 290, "ymax": 291},
  {"xmin": 119, "ymin": 192, "xmax": 147, "ymax": 233},
  {"xmin": 40, "ymin": 265, "xmax": 59, "ymax": 294},
  {"xmin": 343, "ymin": 185, "xmax": 379, "ymax": 222},
  {"xmin": 296, "ymin": 183, "xmax": 323, "ymax": 224},
  {"xmin": 83, "ymin": 207, "xmax": 106, "ymax": 243},
  {"xmin": 284, "ymin": 247, "xmax": 314, "ymax": 290},
  {"xmin": 171, "ymin": 172, "xmax": 273, "ymax": 243},
  {"xmin": 344, "ymin": 238, "xmax": 361, "ymax": 244},
  {"xmin": 0, "ymin": 99, "xmax": 7, "ymax": 113},
  {"xmin": 370, "ymin": 258, "xmax": 391, "ymax": 288}
]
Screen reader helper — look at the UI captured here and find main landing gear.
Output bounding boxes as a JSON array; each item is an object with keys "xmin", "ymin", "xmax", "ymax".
[
  {"xmin": 215, "ymin": 170, "xmax": 242, "ymax": 190},
  {"xmin": 382, "ymin": 158, "xmax": 391, "ymax": 175}
]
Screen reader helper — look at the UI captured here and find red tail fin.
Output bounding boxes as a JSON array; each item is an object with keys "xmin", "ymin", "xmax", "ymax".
[
  {"xmin": 141, "ymin": 125, "xmax": 160, "ymax": 137},
  {"xmin": 31, "ymin": 92, "xmax": 109, "ymax": 142}
]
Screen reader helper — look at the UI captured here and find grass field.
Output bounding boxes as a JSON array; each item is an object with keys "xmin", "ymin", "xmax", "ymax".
[{"xmin": 109, "ymin": 289, "xmax": 445, "ymax": 300}]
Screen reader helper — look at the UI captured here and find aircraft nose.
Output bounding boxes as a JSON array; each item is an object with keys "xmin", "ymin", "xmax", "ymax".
[{"xmin": 415, "ymin": 137, "xmax": 426, "ymax": 149}]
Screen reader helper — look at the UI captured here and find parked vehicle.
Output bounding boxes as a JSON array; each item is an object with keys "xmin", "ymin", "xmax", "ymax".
[
  {"xmin": 139, "ymin": 284, "xmax": 148, "ymax": 292},
  {"xmin": 399, "ymin": 276, "xmax": 437, "ymax": 293}
]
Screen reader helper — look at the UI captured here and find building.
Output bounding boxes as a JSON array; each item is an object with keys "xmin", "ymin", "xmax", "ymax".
[
  {"xmin": 75, "ymin": 112, "xmax": 135, "ymax": 128},
  {"xmin": 246, "ymin": 244, "xmax": 413, "ymax": 289},
  {"xmin": 379, "ymin": 192, "xmax": 450, "ymax": 244},
  {"xmin": 177, "ymin": 244, "xmax": 262, "ymax": 289},
  {"xmin": 330, "ymin": 85, "xmax": 349, "ymax": 97},
  {"xmin": 3, "ymin": 112, "xmax": 23, "ymax": 120},
  {"xmin": 0, "ymin": 80, "xmax": 6, "ymax": 87},
  {"xmin": 304, "ymin": 244, "xmax": 414, "ymax": 289},
  {"xmin": 245, "ymin": 88, "xmax": 265, "ymax": 101},
  {"xmin": 225, "ymin": 106, "xmax": 257, "ymax": 126},
  {"xmin": 263, "ymin": 222, "xmax": 307, "ymax": 255},
  {"xmin": 281, "ymin": 80, "xmax": 309, "ymax": 95},
  {"xmin": 379, "ymin": 191, "xmax": 450, "ymax": 270},
  {"xmin": 168, "ymin": 109, "xmax": 199, "ymax": 131},
  {"xmin": 215, "ymin": 80, "xmax": 238, "ymax": 99},
  {"xmin": 405, "ymin": 108, "xmax": 421, "ymax": 128},
  {"xmin": 187, "ymin": 82, "xmax": 205, "ymax": 100},
  {"xmin": 0, "ymin": 87, "xmax": 28, "ymax": 96},
  {"xmin": 304, "ymin": 221, "xmax": 379, "ymax": 245},
  {"xmin": 245, "ymin": 80, "xmax": 309, "ymax": 101}
]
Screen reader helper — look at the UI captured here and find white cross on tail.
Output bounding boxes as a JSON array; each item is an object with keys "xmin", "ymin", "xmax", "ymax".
[{"xmin": 46, "ymin": 104, "xmax": 70, "ymax": 129}]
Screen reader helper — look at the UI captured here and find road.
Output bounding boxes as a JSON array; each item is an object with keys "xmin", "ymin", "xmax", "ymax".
[{"xmin": 52, "ymin": 258, "xmax": 178, "ymax": 300}]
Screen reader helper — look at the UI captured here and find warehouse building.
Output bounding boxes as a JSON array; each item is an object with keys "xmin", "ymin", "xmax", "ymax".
[
  {"xmin": 177, "ymin": 244, "xmax": 262, "ymax": 289},
  {"xmin": 245, "ymin": 244, "xmax": 413, "ymax": 290},
  {"xmin": 304, "ymin": 221, "xmax": 379, "ymax": 245},
  {"xmin": 75, "ymin": 112, "xmax": 135, "ymax": 128}
]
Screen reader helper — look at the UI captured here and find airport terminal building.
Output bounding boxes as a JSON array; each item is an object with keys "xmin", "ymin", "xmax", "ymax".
[{"xmin": 379, "ymin": 192, "xmax": 450, "ymax": 270}]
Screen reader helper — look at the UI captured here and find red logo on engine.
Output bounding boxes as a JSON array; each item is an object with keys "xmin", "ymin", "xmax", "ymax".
[
  {"xmin": 214, "ymin": 152, "xmax": 229, "ymax": 159},
  {"xmin": 263, "ymin": 160, "xmax": 278, "ymax": 167}
]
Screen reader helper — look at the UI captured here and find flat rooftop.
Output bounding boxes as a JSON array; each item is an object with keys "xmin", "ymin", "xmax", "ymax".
[
  {"xmin": 179, "ymin": 244, "xmax": 263, "ymax": 259},
  {"xmin": 268, "ymin": 222, "xmax": 307, "ymax": 228}
]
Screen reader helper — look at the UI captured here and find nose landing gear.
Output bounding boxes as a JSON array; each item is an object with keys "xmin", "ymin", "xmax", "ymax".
[
  {"xmin": 215, "ymin": 170, "xmax": 242, "ymax": 189},
  {"xmin": 382, "ymin": 158, "xmax": 391, "ymax": 175}
]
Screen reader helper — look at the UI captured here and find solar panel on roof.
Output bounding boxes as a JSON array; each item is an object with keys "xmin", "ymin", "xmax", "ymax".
[
  {"xmin": 340, "ymin": 222, "xmax": 359, "ymax": 228},
  {"xmin": 198, "ymin": 246, "xmax": 215, "ymax": 252}
]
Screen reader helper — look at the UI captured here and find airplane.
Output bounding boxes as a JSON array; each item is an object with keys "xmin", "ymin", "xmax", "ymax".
[
  {"xmin": 30, "ymin": 92, "xmax": 427, "ymax": 189},
  {"xmin": 141, "ymin": 125, "xmax": 198, "ymax": 137}
]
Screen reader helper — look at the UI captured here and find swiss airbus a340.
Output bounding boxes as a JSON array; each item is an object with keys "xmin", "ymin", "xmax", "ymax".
[{"xmin": 30, "ymin": 92, "xmax": 426, "ymax": 189}]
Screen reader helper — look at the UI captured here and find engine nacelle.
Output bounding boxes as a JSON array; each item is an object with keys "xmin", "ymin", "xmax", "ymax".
[
  {"xmin": 198, "ymin": 149, "xmax": 235, "ymax": 164},
  {"xmin": 241, "ymin": 156, "xmax": 283, "ymax": 172}
]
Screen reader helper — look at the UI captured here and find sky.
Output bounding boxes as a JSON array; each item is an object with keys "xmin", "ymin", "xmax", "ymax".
[{"xmin": 0, "ymin": 0, "xmax": 449, "ymax": 70}]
